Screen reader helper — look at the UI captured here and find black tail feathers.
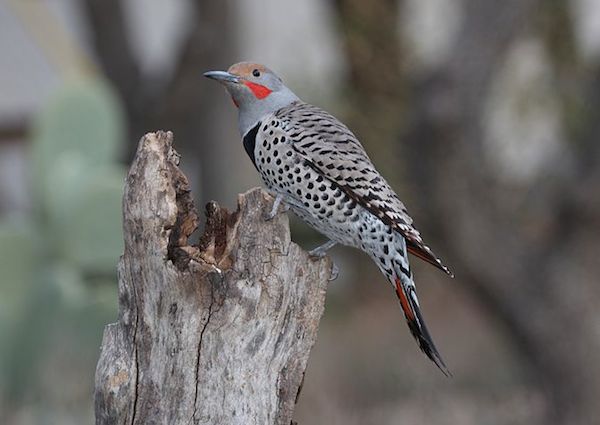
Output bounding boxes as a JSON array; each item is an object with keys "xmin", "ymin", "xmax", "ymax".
[
  {"xmin": 394, "ymin": 277, "xmax": 451, "ymax": 376},
  {"xmin": 407, "ymin": 293, "xmax": 451, "ymax": 377}
]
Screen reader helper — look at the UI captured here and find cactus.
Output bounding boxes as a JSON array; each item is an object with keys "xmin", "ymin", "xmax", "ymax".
[{"xmin": 0, "ymin": 78, "xmax": 125, "ymax": 408}]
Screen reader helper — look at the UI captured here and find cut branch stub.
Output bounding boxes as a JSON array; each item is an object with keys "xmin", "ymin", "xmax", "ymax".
[{"xmin": 94, "ymin": 131, "xmax": 331, "ymax": 425}]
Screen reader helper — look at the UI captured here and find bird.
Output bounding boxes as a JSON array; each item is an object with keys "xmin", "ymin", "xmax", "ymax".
[{"xmin": 204, "ymin": 62, "xmax": 453, "ymax": 375}]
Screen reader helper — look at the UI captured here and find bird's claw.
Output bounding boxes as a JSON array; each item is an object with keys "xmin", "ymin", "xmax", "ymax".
[
  {"xmin": 308, "ymin": 252, "xmax": 339, "ymax": 281},
  {"xmin": 263, "ymin": 210, "xmax": 277, "ymax": 221},
  {"xmin": 308, "ymin": 240, "xmax": 338, "ymax": 281},
  {"xmin": 328, "ymin": 261, "xmax": 339, "ymax": 281},
  {"xmin": 308, "ymin": 248, "xmax": 327, "ymax": 258},
  {"xmin": 308, "ymin": 240, "xmax": 337, "ymax": 258},
  {"xmin": 263, "ymin": 194, "xmax": 289, "ymax": 221}
]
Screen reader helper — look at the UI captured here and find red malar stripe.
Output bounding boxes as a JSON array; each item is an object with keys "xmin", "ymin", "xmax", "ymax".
[{"xmin": 243, "ymin": 81, "xmax": 272, "ymax": 99}]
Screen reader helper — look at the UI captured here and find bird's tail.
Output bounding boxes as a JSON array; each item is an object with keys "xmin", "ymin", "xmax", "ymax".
[{"xmin": 394, "ymin": 275, "xmax": 451, "ymax": 376}]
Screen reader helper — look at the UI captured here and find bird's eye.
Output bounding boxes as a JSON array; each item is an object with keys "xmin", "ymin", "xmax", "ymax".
[{"xmin": 252, "ymin": 69, "xmax": 261, "ymax": 77}]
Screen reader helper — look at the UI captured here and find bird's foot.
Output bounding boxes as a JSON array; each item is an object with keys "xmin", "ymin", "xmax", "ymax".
[
  {"xmin": 308, "ymin": 240, "xmax": 338, "ymax": 281},
  {"xmin": 308, "ymin": 240, "xmax": 337, "ymax": 258},
  {"xmin": 328, "ymin": 261, "xmax": 339, "ymax": 281},
  {"xmin": 264, "ymin": 193, "xmax": 289, "ymax": 221}
]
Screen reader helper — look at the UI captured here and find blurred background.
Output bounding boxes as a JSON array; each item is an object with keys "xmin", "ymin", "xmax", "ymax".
[{"xmin": 1, "ymin": 0, "xmax": 599, "ymax": 424}]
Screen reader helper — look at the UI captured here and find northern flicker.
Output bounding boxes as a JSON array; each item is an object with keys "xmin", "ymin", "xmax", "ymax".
[{"xmin": 204, "ymin": 62, "xmax": 453, "ymax": 375}]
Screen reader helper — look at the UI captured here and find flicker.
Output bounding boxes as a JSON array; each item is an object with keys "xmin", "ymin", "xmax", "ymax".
[{"xmin": 204, "ymin": 62, "xmax": 454, "ymax": 375}]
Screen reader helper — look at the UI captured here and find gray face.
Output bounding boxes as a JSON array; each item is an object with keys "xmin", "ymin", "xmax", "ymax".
[{"xmin": 204, "ymin": 62, "xmax": 299, "ymax": 136}]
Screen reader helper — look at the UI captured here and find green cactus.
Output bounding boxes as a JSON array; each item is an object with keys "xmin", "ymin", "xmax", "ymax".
[{"xmin": 0, "ymin": 77, "xmax": 125, "ymax": 409}]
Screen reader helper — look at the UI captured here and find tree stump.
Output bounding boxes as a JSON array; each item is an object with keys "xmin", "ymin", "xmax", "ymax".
[{"xmin": 94, "ymin": 131, "xmax": 331, "ymax": 425}]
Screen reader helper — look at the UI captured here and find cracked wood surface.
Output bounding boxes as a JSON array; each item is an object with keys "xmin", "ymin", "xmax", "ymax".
[{"xmin": 94, "ymin": 131, "xmax": 331, "ymax": 425}]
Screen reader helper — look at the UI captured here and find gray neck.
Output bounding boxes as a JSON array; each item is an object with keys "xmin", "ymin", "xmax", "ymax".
[{"xmin": 238, "ymin": 87, "xmax": 299, "ymax": 136}]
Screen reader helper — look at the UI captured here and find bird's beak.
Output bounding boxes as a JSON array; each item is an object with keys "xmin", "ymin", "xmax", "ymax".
[{"xmin": 203, "ymin": 70, "xmax": 240, "ymax": 84}]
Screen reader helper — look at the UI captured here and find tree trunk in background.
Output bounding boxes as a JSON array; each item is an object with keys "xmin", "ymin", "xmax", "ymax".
[
  {"xmin": 154, "ymin": 0, "xmax": 251, "ymax": 206},
  {"xmin": 94, "ymin": 132, "xmax": 330, "ymax": 424},
  {"xmin": 334, "ymin": 0, "xmax": 600, "ymax": 423},
  {"xmin": 401, "ymin": 1, "xmax": 600, "ymax": 423},
  {"xmin": 333, "ymin": 0, "xmax": 405, "ymax": 180},
  {"xmin": 83, "ymin": 0, "xmax": 255, "ymax": 208},
  {"xmin": 82, "ymin": 0, "xmax": 147, "ymax": 146}
]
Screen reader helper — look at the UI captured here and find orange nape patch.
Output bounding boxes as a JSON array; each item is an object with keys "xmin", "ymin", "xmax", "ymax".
[
  {"xmin": 243, "ymin": 81, "xmax": 272, "ymax": 99},
  {"xmin": 395, "ymin": 278, "xmax": 416, "ymax": 322}
]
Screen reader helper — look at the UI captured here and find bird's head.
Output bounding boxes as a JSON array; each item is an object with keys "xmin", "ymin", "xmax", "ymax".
[{"xmin": 204, "ymin": 62, "xmax": 299, "ymax": 136}]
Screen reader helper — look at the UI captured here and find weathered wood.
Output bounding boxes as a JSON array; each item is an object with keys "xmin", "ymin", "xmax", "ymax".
[{"xmin": 94, "ymin": 131, "xmax": 331, "ymax": 425}]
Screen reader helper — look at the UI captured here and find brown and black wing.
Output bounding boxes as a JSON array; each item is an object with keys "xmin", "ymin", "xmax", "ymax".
[{"xmin": 277, "ymin": 101, "xmax": 453, "ymax": 277}]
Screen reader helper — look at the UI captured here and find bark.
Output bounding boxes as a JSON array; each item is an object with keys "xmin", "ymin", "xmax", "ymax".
[{"xmin": 94, "ymin": 131, "xmax": 331, "ymax": 425}]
